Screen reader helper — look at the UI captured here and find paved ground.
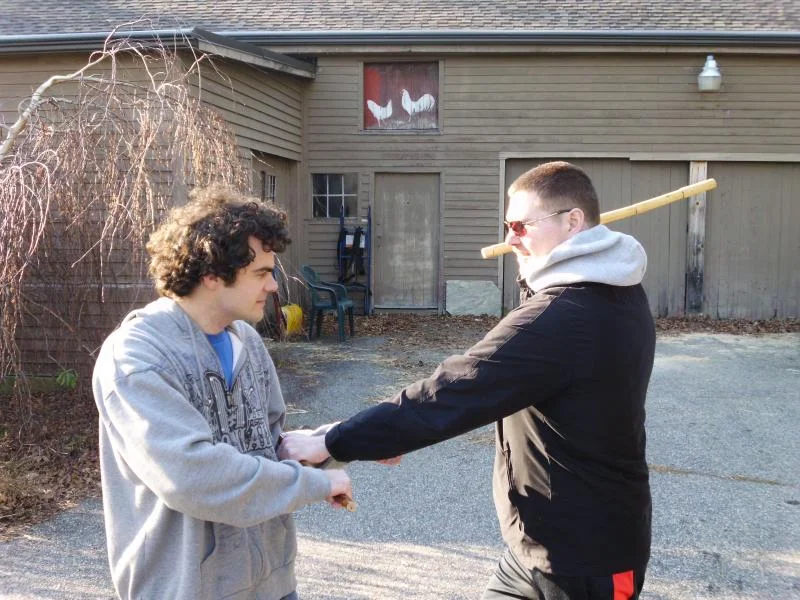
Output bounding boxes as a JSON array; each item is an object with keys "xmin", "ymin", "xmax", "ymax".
[{"xmin": 0, "ymin": 331, "xmax": 798, "ymax": 599}]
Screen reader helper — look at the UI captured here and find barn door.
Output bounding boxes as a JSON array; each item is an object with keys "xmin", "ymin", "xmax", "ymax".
[{"xmin": 373, "ymin": 173, "xmax": 440, "ymax": 308}]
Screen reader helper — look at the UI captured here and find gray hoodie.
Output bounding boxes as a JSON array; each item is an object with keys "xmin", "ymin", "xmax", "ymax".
[
  {"xmin": 92, "ymin": 297, "xmax": 331, "ymax": 600},
  {"xmin": 520, "ymin": 224, "xmax": 648, "ymax": 291}
]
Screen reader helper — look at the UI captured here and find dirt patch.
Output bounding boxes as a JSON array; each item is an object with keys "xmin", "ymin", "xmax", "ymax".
[
  {"xmin": 654, "ymin": 315, "xmax": 800, "ymax": 335},
  {"xmin": 0, "ymin": 391, "xmax": 99, "ymax": 541}
]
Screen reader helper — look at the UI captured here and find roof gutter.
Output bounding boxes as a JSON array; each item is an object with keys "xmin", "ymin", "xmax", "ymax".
[
  {"xmin": 1, "ymin": 28, "xmax": 798, "ymax": 57},
  {"xmin": 225, "ymin": 28, "xmax": 800, "ymax": 48},
  {"xmin": 0, "ymin": 27, "xmax": 316, "ymax": 78}
]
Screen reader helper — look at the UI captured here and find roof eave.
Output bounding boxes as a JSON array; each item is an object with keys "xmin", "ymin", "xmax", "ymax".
[{"xmin": 0, "ymin": 27, "xmax": 316, "ymax": 78}]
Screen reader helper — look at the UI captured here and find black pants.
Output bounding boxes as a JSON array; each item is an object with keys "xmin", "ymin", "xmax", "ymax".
[{"xmin": 482, "ymin": 548, "xmax": 646, "ymax": 600}]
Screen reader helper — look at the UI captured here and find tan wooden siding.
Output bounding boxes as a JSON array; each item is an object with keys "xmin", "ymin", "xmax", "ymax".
[
  {"xmin": 16, "ymin": 283, "xmax": 157, "ymax": 377},
  {"xmin": 187, "ymin": 55, "xmax": 306, "ymax": 161},
  {"xmin": 704, "ymin": 162, "xmax": 800, "ymax": 318},
  {"xmin": 302, "ymin": 53, "xmax": 800, "ymax": 314},
  {"xmin": 1, "ymin": 53, "xmax": 174, "ymax": 127},
  {"xmin": 303, "ymin": 221, "xmax": 342, "ymax": 282}
]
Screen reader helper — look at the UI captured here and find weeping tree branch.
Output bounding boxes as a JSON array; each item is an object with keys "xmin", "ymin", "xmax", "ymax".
[{"xmin": 0, "ymin": 26, "xmax": 248, "ymax": 418}]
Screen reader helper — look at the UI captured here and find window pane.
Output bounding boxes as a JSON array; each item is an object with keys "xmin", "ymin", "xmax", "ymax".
[
  {"xmin": 312, "ymin": 173, "xmax": 357, "ymax": 218},
  {"xmin": 312, "ymin": 174, "xmax": 327, "ymax": 195},
  {"xmin": 343, "ymin": 173, "xmax": 358, "ymax": 194},
  {"xmin": 262, "ymin": 174, "xmax": 276, "ymax": 202},
  {"xmin": 312, "ymin": 196, "xmax": 327, "ymax": 218},
  {"xmin": 343, "ymin": 196, "xmax": 357, "ymax": 218},
  {"xmin": 328, "ymin": 174, "xmax": 343, "ymax": 195}
]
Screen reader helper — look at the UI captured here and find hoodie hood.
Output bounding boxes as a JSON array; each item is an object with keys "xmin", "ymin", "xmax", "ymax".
[{"xmin": 520, "ymin": 224, "xmax": 647, "ymax": 292}]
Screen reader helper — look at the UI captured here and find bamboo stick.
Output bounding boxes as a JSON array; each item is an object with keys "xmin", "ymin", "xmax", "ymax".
[{"xmin": 480, "ymin": 178, "xmax": 718, "ymax": 259}]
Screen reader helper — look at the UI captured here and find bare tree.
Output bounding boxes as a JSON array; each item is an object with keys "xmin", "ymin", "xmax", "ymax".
[{"xmin": 0, "ymin": 29, "xmax": 248, "ymax": 419}]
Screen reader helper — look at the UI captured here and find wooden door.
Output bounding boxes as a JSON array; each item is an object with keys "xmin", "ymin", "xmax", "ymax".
[{"xmin": 373, "ymin": 173, "xmax": 440, "ymax": 308}]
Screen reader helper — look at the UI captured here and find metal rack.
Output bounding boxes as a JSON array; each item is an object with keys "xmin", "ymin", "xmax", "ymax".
[{"xmin": 337, "ymin": 207, "xmax": 372, "ymax": 315}]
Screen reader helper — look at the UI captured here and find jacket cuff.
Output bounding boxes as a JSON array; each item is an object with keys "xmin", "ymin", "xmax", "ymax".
[{"xmin": 325, "ymin": 424, "xmax": 346, "ymax": 461}]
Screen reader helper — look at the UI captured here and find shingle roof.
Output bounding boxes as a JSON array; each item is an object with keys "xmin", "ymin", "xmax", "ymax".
[{"xmin": 2, "ymin": 0, "xmax": 799, "ymax": 37}]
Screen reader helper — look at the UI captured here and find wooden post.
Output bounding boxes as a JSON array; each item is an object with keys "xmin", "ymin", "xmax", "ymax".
[{"xmin": 686, "ymin": 162, "xmax": 708, "ymax": 314}]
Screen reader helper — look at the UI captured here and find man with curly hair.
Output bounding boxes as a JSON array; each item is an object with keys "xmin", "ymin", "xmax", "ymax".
[{"xmin": 92, "ymin": 184, "xmax": 352, "ymax": 600}]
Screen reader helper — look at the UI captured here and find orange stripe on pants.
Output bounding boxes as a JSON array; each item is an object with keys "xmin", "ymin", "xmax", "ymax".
[{"xmin": 613, "ymin": 570, "xmax": 635, "ymax": 600}]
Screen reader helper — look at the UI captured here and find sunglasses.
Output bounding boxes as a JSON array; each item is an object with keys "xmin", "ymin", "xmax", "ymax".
[{"xmin": 504, "ymin": 209, "xmax": 573, "ymax": 236}]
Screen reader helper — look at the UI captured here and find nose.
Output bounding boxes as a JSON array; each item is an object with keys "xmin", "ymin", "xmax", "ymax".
[
  {"xmin": 265, "ymin": 273, "xmax": 279, "ymax": 293},
  {"xmin": 505, "ymin": 227, "xmax": 520, "ymax": 245}
]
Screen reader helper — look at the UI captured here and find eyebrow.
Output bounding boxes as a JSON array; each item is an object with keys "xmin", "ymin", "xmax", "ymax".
[{"xmin": 252, "ymin": 265, "xmax": 274, "ymax": 274}]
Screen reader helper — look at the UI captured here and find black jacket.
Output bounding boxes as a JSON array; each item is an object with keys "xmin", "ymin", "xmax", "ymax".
[{"xmin": 326, "ymin": 282, "xmax": 655, "ymax": 576}]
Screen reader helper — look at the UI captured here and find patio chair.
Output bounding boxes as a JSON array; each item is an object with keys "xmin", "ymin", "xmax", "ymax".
[{"xmin": 300, "ymin": 265, "xmax": 355, "ymax": 342}]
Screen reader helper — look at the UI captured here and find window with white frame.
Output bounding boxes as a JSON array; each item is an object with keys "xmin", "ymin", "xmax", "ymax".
[{"xmin": 312, "ymin": 173, "xmax": 358, "ymax": 218}]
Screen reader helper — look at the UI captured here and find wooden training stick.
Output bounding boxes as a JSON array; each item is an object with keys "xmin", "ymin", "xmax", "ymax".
[
  {"xmin": 333, "ymin": 494, "xmax": 358, "ymax": 512},
  {"xmin": 480, "ymin": 178, "xmax": 718, "ymax": 259},
  {"xmin": 291, "ymin": 445, "xmax": 358, "ymax": 512}
]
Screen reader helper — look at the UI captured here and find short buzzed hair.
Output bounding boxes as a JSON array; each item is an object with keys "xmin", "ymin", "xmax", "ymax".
[{"xmin": 508, "ymin": 161, "xmax": 600, "ymax": 225}]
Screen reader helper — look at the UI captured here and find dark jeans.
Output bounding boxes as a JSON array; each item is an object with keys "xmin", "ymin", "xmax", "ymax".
[{"xmin": 482, "ymin": 548, "xmax": 646, "ymax": 600}]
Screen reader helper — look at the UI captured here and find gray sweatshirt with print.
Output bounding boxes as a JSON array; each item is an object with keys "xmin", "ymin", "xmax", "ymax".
[{"xmin": 92, "ymin": 297, "xmax": 331, "ymax": 600}]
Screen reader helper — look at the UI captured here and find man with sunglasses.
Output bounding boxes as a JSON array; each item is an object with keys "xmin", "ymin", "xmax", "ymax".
[{"xmin": 280, "ymin": 161, "xmax": 655, "ymax": 600}]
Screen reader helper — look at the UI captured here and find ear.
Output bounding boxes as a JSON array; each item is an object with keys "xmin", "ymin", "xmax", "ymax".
[
  {"xmin": 567, "ymin": 208, "xmax": 585, "ymax": 233},
  {"xmin": 200, "ymin": 273, "xmax": 222, "ymax": 290}
]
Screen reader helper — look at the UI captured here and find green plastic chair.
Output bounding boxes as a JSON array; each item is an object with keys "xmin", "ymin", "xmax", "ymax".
[{"xmin": 300, "ymin": 265, "xmax": 355, "ymax": 341}]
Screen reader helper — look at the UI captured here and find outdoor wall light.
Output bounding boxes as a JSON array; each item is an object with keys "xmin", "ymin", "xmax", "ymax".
[{"xmin": 698, "ymin": 55, "xmax": 722, "ymax": 92}]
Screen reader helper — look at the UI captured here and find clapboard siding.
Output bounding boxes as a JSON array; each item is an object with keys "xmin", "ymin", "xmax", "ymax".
[
  {"xmin": 0, "ymin": 53, "xmax": 174, "ymax": 125},
  {"xmin": 304, "ymin": 221, "xmax": 342, "ymax": 283},
  {"xmin": 189, "ymin": 55, "xmax": 305, "ymax": 161}
]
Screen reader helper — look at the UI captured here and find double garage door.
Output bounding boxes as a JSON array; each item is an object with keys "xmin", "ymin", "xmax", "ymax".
[{"xmin": 503, "ymin": 158, "xmax": 799, "ymax": 319}]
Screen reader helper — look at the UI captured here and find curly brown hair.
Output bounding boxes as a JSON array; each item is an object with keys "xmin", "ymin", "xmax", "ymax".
[{"xmin": 147, "ymin": 184, "xmax": 290, "ymax": 297}]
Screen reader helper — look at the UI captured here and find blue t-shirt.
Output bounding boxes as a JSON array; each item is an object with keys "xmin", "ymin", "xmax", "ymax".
[{"xmin": 206, "ymin": 330, "xmax": 233, "ymax": 388}]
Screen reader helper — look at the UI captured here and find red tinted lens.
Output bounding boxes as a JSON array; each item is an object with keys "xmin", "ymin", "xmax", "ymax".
[{"xmin": 505, "ymin": 221, "xmax": 526, "ymax": 236}]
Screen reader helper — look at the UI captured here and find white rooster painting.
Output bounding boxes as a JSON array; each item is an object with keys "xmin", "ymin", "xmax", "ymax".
[
  {"xmin": 401, "ymin": 89, "xmax": 436, "ymax": 119},
  {"xmin": 366, "ymin": 98, "xmax": 392, "ymax": 126},
  {"xmin": 363, "ymin": 62, "xmax": 439, "ymax": 129}
]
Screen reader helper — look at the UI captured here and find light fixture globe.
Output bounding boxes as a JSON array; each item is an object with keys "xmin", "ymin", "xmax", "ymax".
[{"xmin": 698, "ymin": 55, "xmax": 722, "ymax": 92}]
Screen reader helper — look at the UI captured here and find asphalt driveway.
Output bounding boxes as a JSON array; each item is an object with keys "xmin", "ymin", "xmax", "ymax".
[{"xmin": 1, "ymin": 331, "xmax": 798, "ymax": 599}]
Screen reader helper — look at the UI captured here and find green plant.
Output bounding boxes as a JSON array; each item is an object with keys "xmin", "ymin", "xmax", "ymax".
[{"xmin": 55, "ymin": 368, "xmax": 78, "ymax": 390}]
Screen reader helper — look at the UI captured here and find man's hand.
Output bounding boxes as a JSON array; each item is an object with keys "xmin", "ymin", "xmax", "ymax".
[
  {"xmin": 376, "ymin": 456, "xmax": 403, "ymax": 466},
  {"xmin": 277, "ymin": 430, "xmax": 331, "ymax": 465},
  {"xmin": 324, "ymin": 469, "xmax": 354, "ymax": 510}
]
